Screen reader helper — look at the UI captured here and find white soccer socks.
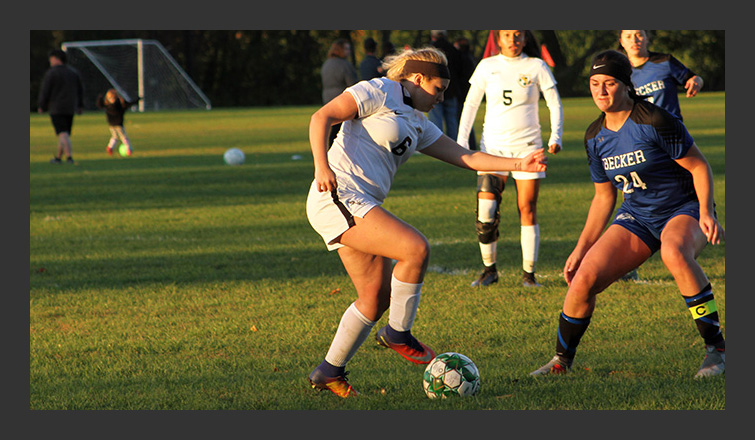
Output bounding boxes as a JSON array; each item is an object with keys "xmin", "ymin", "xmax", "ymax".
[
  {"xmin": 324, "ymin": 302, "xmax": 376, "ymax": 367},
  {"xmin": 388, "ymin": 275, "xmax": 422, "ymax": 332},
  {"xmin": 521, "ymin": 224, "xmax": 540, "ymax": 273}
]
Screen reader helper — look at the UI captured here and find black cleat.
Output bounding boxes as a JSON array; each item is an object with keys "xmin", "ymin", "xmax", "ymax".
[{"xmin": 471, "ymin": 265, "xmax": 498, "ymax": 287}]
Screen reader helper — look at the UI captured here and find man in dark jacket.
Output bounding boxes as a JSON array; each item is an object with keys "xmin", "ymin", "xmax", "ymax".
[
  {"xmin": 428, "ymin": 30, "xmax": 463, "ymax": 140},
  {"xmin": 38, "ymin": 49, "xmax": 84, "ymax": 164}
]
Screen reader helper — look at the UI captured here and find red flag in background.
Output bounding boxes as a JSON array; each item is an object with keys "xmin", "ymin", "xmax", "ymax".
[
  {"xmin": 541, "ymin": 44, "xmax": 555, "ymax": 67},
  {"xmin": 483, "ymin": 30, "xmax": 498, "ymax": 58}
]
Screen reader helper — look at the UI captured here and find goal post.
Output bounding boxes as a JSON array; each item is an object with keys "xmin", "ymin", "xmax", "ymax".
[{"xmin": 62, "ymin": 39, "xmax": 211, "ymax": 111}]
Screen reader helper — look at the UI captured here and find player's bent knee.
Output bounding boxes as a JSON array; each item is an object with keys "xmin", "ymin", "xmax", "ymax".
[{"xmin": 401, "ymin": 234, "xmax": 430, "ymax": 265}]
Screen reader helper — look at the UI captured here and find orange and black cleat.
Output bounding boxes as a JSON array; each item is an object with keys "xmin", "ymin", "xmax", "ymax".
[{"xmin": 375, "ymin": 325, "xmax": 435, "ymax": 364}]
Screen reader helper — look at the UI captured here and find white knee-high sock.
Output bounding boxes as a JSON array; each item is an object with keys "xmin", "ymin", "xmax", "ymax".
[
  {"xmin": 479, "ymin": 242, "xmax": 497, "ymax": 267},
  {"xmin": 478, "ymin": 198, "xmax": 498, "ymax": 267},
  {"xmin": 324, "ymin": 302, "xmax": 376, "ymax": 367},
  {"xmin": 521, "ymin": 224, "xmax": 540, "ymax": 273},
  {"xmin": 388, "ymin": 275, "xmax": 422, "ymax": 332}
]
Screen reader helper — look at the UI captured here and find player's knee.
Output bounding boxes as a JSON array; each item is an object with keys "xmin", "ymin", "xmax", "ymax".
[
  {"xmin": 477, "ymin": 174, "xmax": 504, "ymax": 201},
  {"xmin": 476, "ymin": 175, "xmax": 503, "ymax": 241},
  {"xmin": 659, "ymin": 243, "xmax": 694, "ymax": 272},
  {"xmin": 476, "ymin": 219, "xmax": 499, "ymax": 244},
  {"xmin": 518, "ymin": 200, "xmax": 537, "ymax": 221},
  {"xmin": 569, "ymin": 260, "xmax": 607, "ymax": 296},
  {"xmin": 404, "ymin": 234, "xmax": 430, "ymax": 266}
]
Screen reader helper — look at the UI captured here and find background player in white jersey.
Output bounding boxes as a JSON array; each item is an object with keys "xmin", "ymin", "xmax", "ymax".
[
  {"xmin": 306, "ymin": 47, "xmax": 548, "ymax": 398},
  {"xmin": 457, "ymin": 30, "xmax": 563, "ymax": 288},
  {"xmin": 530, "ymin": 50, "xmax": 725, "ymax": 379}
]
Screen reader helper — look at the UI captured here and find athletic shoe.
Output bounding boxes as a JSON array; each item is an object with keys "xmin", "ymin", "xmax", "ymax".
[
  {"xmin": 619, "ymin": 269, "xmax": 639, "ymax": 281},
  {"xmin": 106, "ymin": 146, "xmax": 114, "ymax": 156},
  {"xmin": 522, "ymin": 270, "xmax": 541, "ymax": 287},
  {"xmin": 530, "ymin": 355, "xmax": 571, "ymax": 376},
  {"xmin": 308, "ymin": 367, "xmax": 358, "ymax": 398},
  {"xmin": 66, "ymin": 157, "xmax": 74, "ymax": 164},
  {"xmin": 375, "ymin": 325, "xmax": 435, "ymax": 364},
  {"xmin": 50, "ymin": 157, "xmax": 62, "ymax": 164},
  {"xmin": 694, "ymin": 345, "xmax": 725, "ymax": 378},
  {"xmin": 471, "ymin": 265, "xmax": 498, "ymax": 287}
]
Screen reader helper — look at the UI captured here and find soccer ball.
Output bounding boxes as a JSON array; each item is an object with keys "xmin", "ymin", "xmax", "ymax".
[
  {"xmin": 118, "ymin": 143, "xmax": 131, "ymax": 157},
  {"xmin": 223, "ymin": 148, "xmax": 245, "ymax": 165},
  {"xmin": 422, "ymin": 352, "xmax": 480, "ymax": 398}
]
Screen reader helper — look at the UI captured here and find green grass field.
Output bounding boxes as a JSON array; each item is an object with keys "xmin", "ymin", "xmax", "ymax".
[{"xmin": 29, "ymin": 93, "xmax": 725, "ymax": 410}]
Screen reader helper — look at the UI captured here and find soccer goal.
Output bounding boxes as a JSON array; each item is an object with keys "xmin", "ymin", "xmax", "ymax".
[{"xmin": 62, "ymin": 39, "xmax": 212, "ymax": 111}]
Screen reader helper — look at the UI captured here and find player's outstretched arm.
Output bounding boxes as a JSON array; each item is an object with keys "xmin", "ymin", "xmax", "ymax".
[{"xmin": 422, "ymin": 135, "xmax": 547, "ymax": 173}]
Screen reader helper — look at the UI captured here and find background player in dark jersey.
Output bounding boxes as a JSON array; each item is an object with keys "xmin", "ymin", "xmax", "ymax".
[
  {"xmin": 530, "ymin": 50, "xmax": 724, "ymax": 379},
  {"xmin": 619, "ymin": 30, "xmax": 703, "ymax": 121},
  {"xmin": 616, "ymin": 30, "xmax": 704, "ymax": 281}
]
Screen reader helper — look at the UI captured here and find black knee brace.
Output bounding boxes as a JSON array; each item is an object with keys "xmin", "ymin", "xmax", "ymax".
[{"xmin": 475, "ymin": 174, "xmax": 505, "ymax": 244}]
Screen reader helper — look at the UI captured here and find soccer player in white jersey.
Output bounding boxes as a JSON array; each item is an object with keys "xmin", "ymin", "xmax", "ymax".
[
  {"xmin": 530, "ymin": 50, "xmax": 725, "ymax": 379},
  {"xmin": 305, "ymin": 46, "xmax": 548, "ymax": 398},
  {"xmin": 457, "ymin": 30, "xmax": 563, "ymax": 288}
]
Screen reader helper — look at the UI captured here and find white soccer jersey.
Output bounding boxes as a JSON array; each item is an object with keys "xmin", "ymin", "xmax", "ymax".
[
  {"xmin": 458, "ymin": 53, "xmax": 562, "ymax": 152},
  {"xmin": 329, "ymin": 77, "xmax": 444, "ymax": 204},
  {"xmin": 307, "ymin": 77, "xmax": 444, "ymax": 250}
]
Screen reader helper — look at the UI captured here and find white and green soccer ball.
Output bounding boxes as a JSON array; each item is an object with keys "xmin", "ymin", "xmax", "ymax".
[
  {"xmin": 422, "ymin": 352, "xmax": 480, "ymax": 398},
  {"xmin": 223, "ymin": 148, "xmax": 245, "ymax": 165}
]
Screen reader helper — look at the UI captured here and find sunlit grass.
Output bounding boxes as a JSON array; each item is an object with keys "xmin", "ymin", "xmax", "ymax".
[{"xmin": 30, "ymin": 92, "xmax": 725, "ymax": 410}]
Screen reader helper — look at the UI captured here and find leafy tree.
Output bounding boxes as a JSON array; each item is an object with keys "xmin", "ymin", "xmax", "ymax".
[{"xmin": 30, "ymin": 30, "xmax": 724, "ymax": 109}]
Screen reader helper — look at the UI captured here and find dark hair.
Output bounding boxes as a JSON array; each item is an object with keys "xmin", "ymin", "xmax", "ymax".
[
  {"xmin": 492, "ymin": 30, "xmax": 541, "ymax": 58},
  {"xmin": 48, "ymin": 48, "xmax": 67, "ymax": 64},
  {"xmin": 455, "ymin": 37, "xmax": 470, "ymax": 52},
  {"xmin": 327, "ymin": 38, "xmax": 351, "ymax": 58},
  {"xmin": 590, "ymin": 49, "xmax": 642, "ymax": 101},
  {"xmin": 363, "ymin": 37, "xmax": 377, "ymax": 53},
  {"xmin": 616, "ymin": 30, "xmax": 653, "ymax": 53}
]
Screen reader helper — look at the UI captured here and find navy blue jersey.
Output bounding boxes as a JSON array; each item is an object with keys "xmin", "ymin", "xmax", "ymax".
[
  {"xmin": 584, "ymin": 100, "xmax": 696, "ymax": 218},
  {"xmin": 630, "ymin": 52, "xmax": 696, "ymax": 120}
]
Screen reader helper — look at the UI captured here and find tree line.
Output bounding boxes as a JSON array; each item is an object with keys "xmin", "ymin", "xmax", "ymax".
[{"xmin": 30, "ymin": 30, "xmax": 724, "ymax": 110}]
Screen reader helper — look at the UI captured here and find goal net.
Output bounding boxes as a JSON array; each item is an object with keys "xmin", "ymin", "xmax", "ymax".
[{"xmin": 62, "ymin": 39, "xmax": 211, "ymax": 111}]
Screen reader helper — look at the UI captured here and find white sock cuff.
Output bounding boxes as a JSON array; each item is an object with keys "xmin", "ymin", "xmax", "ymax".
[
  {"xmin": 391, "ymin": 274, "xmax": 422, "ymax": 290},
  {"xmin": 348, "ymin": 301, "xmax": 375, "ymax": 326}
]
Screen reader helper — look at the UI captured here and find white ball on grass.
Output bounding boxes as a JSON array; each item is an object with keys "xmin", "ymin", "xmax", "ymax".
[{"xmin": 223, "ymin": 148, "xmax": 245, "ymax": 165}]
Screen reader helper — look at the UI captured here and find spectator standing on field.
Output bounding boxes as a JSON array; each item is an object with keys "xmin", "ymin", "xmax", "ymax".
[
  {"xmin": 38, "ymin": 48, "xmax": 84, "ymax": 164},
  {"xmin": 96, "ymin": 88, "xmax": 140, "ymax": 156},
  {"xmin": 359, "ymin": 37, "xmax": 384, "ymax": 80},
  {"xmin": 454, "ymin": 36, "xmax": 478, "ymax": 150},
  {"xmin": 428, "ymin": 30, "xmax": 463, "ymax": 139},
  {"xmin": 321, "ymin": 38, "xmax": 359, "ymax": 147}
]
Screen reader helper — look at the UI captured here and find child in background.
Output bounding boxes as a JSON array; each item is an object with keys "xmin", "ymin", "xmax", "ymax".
[{"xmin": 96, "ymin": 89, "xmax": 140, "ymax": 156}]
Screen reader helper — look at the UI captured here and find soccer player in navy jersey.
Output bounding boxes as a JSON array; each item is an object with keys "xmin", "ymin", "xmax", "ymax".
[
  {"xmin": 619, "ymin": 30, "xmax": 704, "ymax": 121},
  {"xmin": 530, "ymin": 50, "xmax": 725, "ymax": 378}
]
